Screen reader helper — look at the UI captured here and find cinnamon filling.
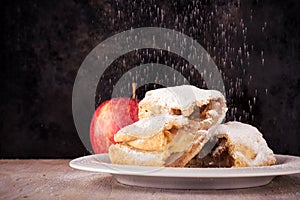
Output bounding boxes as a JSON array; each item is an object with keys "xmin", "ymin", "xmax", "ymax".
[
  {"xmin": 171, "ymin": 108, "xmax": 182, "ymax": 115},
  {"xmin": 171, "ymin": 100, "xmax": 223, "ymax": 130},
  {"xmin": 188, "ymin": 104, "xmax": 210, "ymax": 120},
  {"xmin": 185, "ymin": 138, "xmax": 234, "ymax": 168}
]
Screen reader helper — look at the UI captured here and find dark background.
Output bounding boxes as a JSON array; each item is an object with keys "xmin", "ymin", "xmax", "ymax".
[{"xmin": 1, "ymin": 0, "xmax": 299, "ymax": 158}]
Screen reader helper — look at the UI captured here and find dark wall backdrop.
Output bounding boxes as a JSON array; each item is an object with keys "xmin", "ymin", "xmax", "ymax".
[{"xmin": 1, "ymin": 0, "xmax": 299, "ymax": 158}]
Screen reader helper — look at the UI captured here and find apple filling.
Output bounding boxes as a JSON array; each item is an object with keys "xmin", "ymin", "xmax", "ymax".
[
  {"xmin": 115, "ymin": 124, "xmax": 200, "ymax": 160},
  {"xmin": 120, "ymin": 126, "xmax": 194, "ymax": 151},
  {"xmin": 171, "ymin": 99, "xmax": 224, "ymax": 130},
  {"xmin": 124, "ymin": 127, "xmax": 178, "ymax": 151},
  {"xmin": 185, "ymin": 138, "xmax": 234, "ymax": 168}
]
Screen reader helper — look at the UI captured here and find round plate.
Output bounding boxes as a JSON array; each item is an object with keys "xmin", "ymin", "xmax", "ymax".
[{"xmin": 69, "ymin": 154, "xmax": 300, "ymax": 189}]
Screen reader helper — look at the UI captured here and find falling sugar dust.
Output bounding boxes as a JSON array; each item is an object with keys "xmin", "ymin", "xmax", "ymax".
[{"xmin": 95, "ymin": 0, "xmax": 269, "ymax": 126}]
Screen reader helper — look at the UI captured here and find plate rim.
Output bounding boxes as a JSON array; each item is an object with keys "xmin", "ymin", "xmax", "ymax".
[{"xmin": 69, "ymin": 154, "xmax": 300, "ymax": 178}]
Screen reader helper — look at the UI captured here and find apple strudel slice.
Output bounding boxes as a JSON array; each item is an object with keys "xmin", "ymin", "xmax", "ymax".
[
  {"xmin": 109, "ymin": 114, "xmax": 209, "ymax": 167},
  {"xmin": 186, "ymin": 121, "xmax": 276, "ymax": 168},
  {"xmin": 138, "ymin": 85, "xmax": 227, "ymax": 130}
]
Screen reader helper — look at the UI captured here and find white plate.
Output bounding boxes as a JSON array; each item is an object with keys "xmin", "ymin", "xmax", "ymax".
[{"xmin": 69, "ymin": 154, "xmax": 300, "ymax": 189}]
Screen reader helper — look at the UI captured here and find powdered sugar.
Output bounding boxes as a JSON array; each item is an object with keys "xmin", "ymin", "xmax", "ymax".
[{"xmin": 114, "ymin": 114, "xmax": 188, "ymax": 139}]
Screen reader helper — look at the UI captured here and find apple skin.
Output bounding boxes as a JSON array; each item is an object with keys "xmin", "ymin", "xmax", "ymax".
[{"xmin": 90, "ymin": 98, "xmax": 139, "ymax": 153}]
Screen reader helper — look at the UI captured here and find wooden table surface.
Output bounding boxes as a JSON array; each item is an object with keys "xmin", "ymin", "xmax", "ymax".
[{"xmin": 0, "ymin": 159, "xmax": 299, "ymax": 200}]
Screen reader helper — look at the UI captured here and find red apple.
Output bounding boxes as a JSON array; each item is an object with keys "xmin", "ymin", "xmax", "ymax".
[{"xmin": 90, "ymin": 98, "xmax": 139, "ymax": 153}]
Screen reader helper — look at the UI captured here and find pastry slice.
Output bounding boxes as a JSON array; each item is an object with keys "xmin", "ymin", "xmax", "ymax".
[
  {"xmin": 108, "ymin": 114, "xmax": 209, "ymax": 167},
  {"xmin": 186, "ymin": 121, "xmax": 276, "ymax": 168},
  {"xmin": 138, "ymin": 85, "xmax": 227, "ymax": 130}
]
